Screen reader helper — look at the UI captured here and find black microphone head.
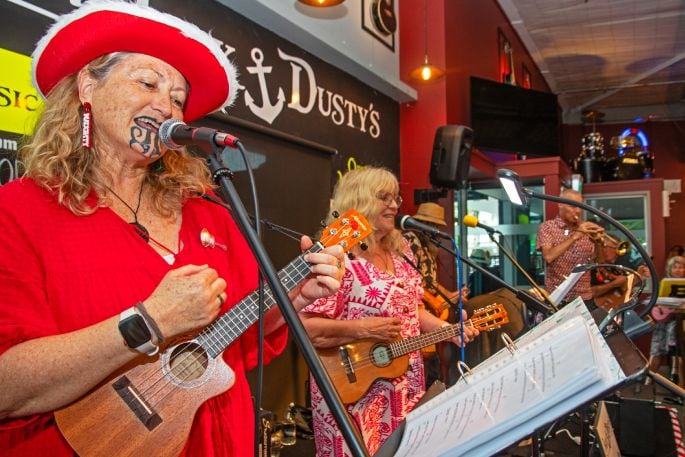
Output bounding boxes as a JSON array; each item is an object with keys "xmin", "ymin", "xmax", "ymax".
[
  {"xmin": 159, "ymin": 118, "xmax": 185, "ymax": 150},
  {"xmin": 395, "ymin": 214, "xmax": 411, "ymax": 230}
]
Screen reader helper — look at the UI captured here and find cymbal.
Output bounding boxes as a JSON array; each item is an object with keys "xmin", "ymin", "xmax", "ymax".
[{"xmin": 582, "ymin": 110, "xmax": 605, "ymax": 122}]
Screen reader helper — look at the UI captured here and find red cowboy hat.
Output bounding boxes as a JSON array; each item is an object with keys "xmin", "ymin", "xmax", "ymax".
[{"xmin": 32, "ymin": 0, "xmax": 238, "ymax": 122}]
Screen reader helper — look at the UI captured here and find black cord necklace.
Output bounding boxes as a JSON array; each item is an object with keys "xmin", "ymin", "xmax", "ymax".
[{"xmin": 105, "ymin": 180, "xmax": 150, "ymax": 242}]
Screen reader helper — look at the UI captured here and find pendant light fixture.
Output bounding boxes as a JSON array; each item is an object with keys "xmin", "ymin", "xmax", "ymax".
[
  {"xmin": 410, "ymin": 0, "xmax": 445, "ymax": 82},
  {"xmin": 297, "ymin": 0, "xmax": 345, "ymax": 6}
]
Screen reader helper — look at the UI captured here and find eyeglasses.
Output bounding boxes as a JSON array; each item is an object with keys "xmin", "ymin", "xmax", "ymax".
[{"xmin": 376, "ymin": 192, "xmax": 403, "ymax": 207}]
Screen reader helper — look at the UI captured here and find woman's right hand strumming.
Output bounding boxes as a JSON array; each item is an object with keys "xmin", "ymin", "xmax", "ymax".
[{"xmin": 142, "ymin": 264, "xmax": 227, "ymax": 340}]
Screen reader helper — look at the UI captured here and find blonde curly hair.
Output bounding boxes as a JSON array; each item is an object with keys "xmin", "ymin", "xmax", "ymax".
[
  {"xmin": 20, "ymin": 52, "xmax": 213, "ymax": 217},
  {"xmin": 328, "ymin": 166, "xmax": 404, "ymax": 255}
]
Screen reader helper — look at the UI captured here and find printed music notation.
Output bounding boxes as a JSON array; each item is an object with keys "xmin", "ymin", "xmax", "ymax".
[{"xmin": 388, "ymin": 298, "xmax": 627, "ymax": 457}]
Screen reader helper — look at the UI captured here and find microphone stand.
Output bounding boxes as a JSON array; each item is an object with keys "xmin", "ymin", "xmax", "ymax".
[
  {"xmin": 484, "ymin": 230, "xmax": 559, "ymax": 311},
  {"xmin": 427, "ymin": 237, "xmax": 553, "ymax": 316},
  {"xmin": 205, "ymin": 144, "xmax": 369, "ymax": 457}
]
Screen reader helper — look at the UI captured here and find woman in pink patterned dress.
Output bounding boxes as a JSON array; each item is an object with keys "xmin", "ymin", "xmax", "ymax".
[{"xmin": 300, "ymin": 167, "xmax": 479, "ymax": 456}]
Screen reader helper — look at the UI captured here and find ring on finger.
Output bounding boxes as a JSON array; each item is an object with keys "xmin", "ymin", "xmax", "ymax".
[{"xmin": 217, "ymin": 294, "xmax": 225, "ymax": 307}]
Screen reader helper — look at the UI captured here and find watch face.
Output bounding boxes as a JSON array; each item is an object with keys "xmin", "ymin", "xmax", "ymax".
[{"xmin": 119, "ymin": 314, "xmax": 152, "ymax": 347}]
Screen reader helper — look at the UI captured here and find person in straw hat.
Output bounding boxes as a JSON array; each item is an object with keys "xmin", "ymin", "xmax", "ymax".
[{"xmin": 0, "ymin": 2, "xmax": 344, "ymax": 456}]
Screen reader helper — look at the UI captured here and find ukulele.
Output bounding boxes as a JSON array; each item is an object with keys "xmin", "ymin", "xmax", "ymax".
[
  {"xmin": 595, "ymin": 271, "xmax": 634, "ymax": 310},
  {"xmin": 651, "ymin": 306, "xmax": 674, "ymax": 322},
  {"xmin": 421, "ymin": 290, "xmax": 457, "ymax": 355},
  {"xmin": 317, "ymin": 303, "xmax": 508, "ymax": 404},
  {"xmin": 422, "ymin": 290, "xmax": 451, "ymax": 322},
  {"xmin": 55, "ymin": 210, "xmax": 372, "ymax": 457}
]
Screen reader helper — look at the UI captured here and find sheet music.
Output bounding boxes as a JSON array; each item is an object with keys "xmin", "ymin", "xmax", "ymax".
[
  {"xmin": 548, "ymin": 268, "xmax": 585, "ymax": 304},
  {"xmin": 392, "ymin": 297, "xmax": 626, "ymax": 457}
]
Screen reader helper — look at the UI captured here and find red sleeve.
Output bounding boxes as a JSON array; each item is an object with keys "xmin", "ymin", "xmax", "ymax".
[
  {"xmin": 0, "ymin": 182, "xmax": 61, "ymax": 435},
  {"xmin": 0, "ymin": 181, "xmax": 59, "ymax": 356}
]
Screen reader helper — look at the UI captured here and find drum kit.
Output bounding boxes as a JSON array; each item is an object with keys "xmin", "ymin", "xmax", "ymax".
[{"xmin": 573, "ymin": 111, "xmax": 654, "ymax": 183}]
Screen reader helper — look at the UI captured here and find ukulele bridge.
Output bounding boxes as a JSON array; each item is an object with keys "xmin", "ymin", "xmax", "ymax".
[
  {"xmin": 112, "ymin": 376, "xmax": 162, "ymax": 431},
  {"xmin": 338, "ymin": 346, "xmax": 357, "ymax": 384}
]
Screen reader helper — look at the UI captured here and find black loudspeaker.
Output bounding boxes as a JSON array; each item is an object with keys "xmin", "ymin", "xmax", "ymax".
[{"xmin": 429, "ymin": 125, "xmax": 473, "ymax": 189}]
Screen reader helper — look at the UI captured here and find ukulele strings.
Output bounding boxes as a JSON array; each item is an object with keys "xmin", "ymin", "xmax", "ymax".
[
  {"xmin": 343, "ymin": 319, "xmax": 478, "ymax": 371},
  {"xmin": 128, "ymin": 237, "xmax": 344, "ymax": 411}
]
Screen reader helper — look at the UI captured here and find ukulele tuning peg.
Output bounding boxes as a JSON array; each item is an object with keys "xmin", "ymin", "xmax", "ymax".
[
  {"xmin": 347, "ymin": 252, "xmax": 356, "ymax": 260},
  {"xmin": 331, "ymin": 210, "xmax": 340, "ymax": 219},
  {"xmin": 360, "ymin": 242, "xmax": 368, "ymax": 251},
  {"xmin": 319, "ymin": 220, "xmax": 327, "ymax": 228}
]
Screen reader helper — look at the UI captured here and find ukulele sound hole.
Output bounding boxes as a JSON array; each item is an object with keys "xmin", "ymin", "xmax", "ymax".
[
  {"xmin": 168, "ymin": 342, "xmax": 209, "ymax": 382},
  {"xmin": 370, "ymin": 344, "xmax": 392, "ymax": 367}
]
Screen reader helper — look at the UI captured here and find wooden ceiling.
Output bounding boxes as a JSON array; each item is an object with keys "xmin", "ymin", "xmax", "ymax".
[{"xmin": 498, "ymin": 0, "xmax": 685, "ymax": 124}]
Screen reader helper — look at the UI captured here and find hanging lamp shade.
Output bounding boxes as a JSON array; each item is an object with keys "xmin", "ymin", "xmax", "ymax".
[
  {"xmin": 410, "ymin": 55, "xmax": 445, "ymax": 82},
  {"xmin": 297, "ymin": 0, "xmax": 345, "ymax": 6}
]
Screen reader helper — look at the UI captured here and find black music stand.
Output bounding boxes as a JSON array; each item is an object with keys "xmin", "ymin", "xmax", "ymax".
[
  {"xmin": 374, "ymin": 311, "xmax": 648, "ymax": 457},
  {"xmin": 204, "ymin": 142, "xmax": 369, "ymax": 457}
]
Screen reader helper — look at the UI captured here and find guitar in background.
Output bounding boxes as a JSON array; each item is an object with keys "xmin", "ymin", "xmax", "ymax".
[
  {"xmin": 55, "ymin": 210, "xmax": 372, "ymax": 457},
  {"xmin": 595, "ymin": 271, "xmax": 634, "ymax": 310}
]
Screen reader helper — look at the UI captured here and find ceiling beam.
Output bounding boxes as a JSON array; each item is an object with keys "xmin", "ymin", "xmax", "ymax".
[{"xmin": 569, "ymin": 51, "xmax": 685, "ymax": 113}]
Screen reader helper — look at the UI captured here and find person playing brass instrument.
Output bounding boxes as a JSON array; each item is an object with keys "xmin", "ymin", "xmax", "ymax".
[{"xmin": 536, "ymin": 189, "xmax": 604, "ymax": 309}]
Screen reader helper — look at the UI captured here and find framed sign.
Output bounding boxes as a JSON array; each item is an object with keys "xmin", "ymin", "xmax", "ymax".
[
  {"xmin": 362, "ymin": 0, "xmax": 396, "ymax": 52},
  {"xmin": 498, "ymin": 28, "xmax": 515, "ymax": 85},
  {"xmin": 522, "ymin": 63, "xmax": 532, "ymax": 89}
]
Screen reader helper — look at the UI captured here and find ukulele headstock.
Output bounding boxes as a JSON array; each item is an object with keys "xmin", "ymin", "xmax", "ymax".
[
  {"xmin": 319, "ymin": 209, "xmax": 372, "ymax": 253},
  {"xmin": 471, "ymin": 303, "xmax": 509, "ymax": 331}
]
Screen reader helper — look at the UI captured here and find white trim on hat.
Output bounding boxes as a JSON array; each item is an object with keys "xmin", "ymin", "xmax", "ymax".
[{"xmin": 32, "ymin": 0, "xmax": 238, "ymax": 120}]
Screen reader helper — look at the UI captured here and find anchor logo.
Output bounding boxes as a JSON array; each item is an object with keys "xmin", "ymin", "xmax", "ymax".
[{"xmin": 244, "ymin": 48, "xmax": 285, "ymax": 124}]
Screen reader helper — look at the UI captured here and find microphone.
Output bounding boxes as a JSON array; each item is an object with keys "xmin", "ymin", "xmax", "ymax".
[
  {"xmin": 395, "ymin": 214, "xmax": 451, "ymax": 239},
  {"xmin": 159, "ymin": 119, "xmax": 239, "ymax": 151},
  {"xmin": 463, "ymin": 214, "xmax": 499, "ymax": 234}
]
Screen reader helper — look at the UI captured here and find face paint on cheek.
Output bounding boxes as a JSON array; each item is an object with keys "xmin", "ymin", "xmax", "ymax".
[{"xmin": 129, "ymin": 126, "xmax": 161, "ymax": 158}]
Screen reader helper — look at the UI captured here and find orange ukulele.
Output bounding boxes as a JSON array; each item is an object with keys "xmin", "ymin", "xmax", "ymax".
[
  {"xmin": 54, "ymin": 210, "xmax": 372, "ymax": 457},
  {"xmin": 317, "ymin": 303, "xmax": 508, "ymax": 404},
  {"xmin": 421, "ymin": 290, "xmax": 455, "ymax": 355},
  {"xmin": 423, "ymin": 290, "xmax": 454, "ymax": 321}
]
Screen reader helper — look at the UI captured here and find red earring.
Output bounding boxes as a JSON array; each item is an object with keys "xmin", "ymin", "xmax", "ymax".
[{"xmin": 82, "ymin": 102, "xmax": 92, "ymax": 149}]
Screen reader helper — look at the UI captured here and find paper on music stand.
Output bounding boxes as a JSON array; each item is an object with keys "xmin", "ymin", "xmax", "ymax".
[
  {"xmin": 548, "ymin": 265, "xmax": 587, "ymax": 305},
  {"xmin": 391, "ymin": 298, "xmax": 626, "ymax": 457}
]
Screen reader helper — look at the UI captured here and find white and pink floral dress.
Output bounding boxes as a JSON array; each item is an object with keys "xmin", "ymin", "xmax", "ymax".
[{"xmin": 303, "ymin": 241, "xmax": 426, "ymax": 456}]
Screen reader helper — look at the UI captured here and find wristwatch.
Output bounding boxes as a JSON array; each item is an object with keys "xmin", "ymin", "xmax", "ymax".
[{"xmin": 118, "ymin": 307, "xmax": 159, "ymax": 356}]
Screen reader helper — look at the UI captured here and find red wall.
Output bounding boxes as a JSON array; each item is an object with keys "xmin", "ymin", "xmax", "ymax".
[
  {"xmin": 398, "ymin": 0, "xmax": 448, "ymax": 210},
  {"xmin": 400, "ymin": 1, "xmax": 685, "ymax": 263},
  {"xmin": 399, "ymin": 0, "xmax": 552, "ymax": 216}
]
